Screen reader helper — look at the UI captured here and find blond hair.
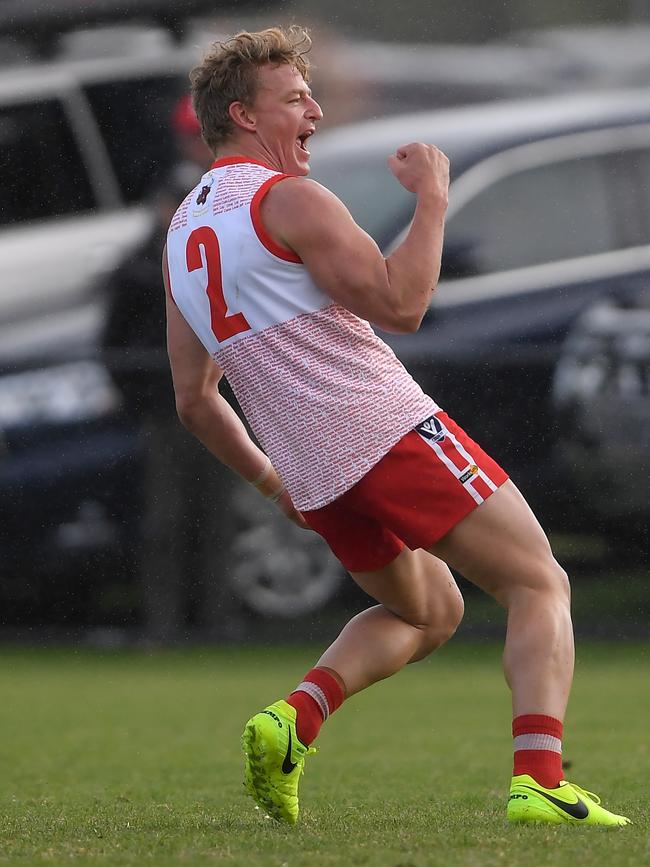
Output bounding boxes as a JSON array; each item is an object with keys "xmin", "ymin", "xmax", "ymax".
[{"xmin": 190, "ymin": 26, "xmax": 311, "ymax": 154}]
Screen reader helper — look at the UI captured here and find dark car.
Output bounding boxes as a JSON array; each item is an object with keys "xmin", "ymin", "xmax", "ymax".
[
  {"xmin": 309, "ymin": 88, "xmax": 650, "ymax": 527},
  {"xmin": 4, "ymin": 87, "xmax": 650, "ymax": 629},
  {"xmin": 551, "ymin": 293, "xmax": 650, "ymax": 543}
]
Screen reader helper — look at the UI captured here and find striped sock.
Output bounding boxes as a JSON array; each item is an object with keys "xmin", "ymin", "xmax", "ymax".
[
  {"xmin": 513, "ymin": 714, "xmax": 564, "ymax": 789},
  {"xmin": 286, "ymin": 667, "xmax": 345, "ymax": 746}
]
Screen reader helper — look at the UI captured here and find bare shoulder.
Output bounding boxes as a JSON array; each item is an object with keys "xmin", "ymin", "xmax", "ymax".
[
  {"xmin": 261, "ymin": 176, "xmax": 352, "ymax": 243},
  {"xmin": 265, "ymin": 175, "xmax": 343, "ymax": 211}
]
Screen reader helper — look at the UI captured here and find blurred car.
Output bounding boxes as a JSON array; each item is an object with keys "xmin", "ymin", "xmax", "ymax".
[
  {"xmin": 512, "ymin": 24, "xmax": 650, "ymax": 91},
  {"xmin": 552, "ymin": 293, "xmax": 650, "ymax": 539},
  {"xmin": 5, "ymin": 86, "xmax": 650, "ymax": 628},
  {"xmin": 0, "ymin": 44, "xmax": 207, "ymax": 362},
  {"xmin": 0, "ymin": 29, "xmax": 558, "ymax": 363}
]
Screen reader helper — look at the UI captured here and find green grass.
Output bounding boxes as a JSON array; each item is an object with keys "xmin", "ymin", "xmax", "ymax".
[{"xmin": 0, "ymin": 643, "xmax": 648, "ymax": 866}]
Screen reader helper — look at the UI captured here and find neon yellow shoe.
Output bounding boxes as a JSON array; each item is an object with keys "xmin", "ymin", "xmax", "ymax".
[
  {"xmin": 241, "ymin": 699, "xmax": 316, "ymax": 824},
  {"xmin": 507, "ymin": 774, "xmax": 631, "ymax": 826}
]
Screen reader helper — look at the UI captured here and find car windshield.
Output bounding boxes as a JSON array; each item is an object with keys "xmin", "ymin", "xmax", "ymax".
[
  {"xmin": 309, "ymin": 155, "xmax": 415, "ymax": 248},
  {"xmin": 0, "ymin": 98, "xmax": 95, "ymax": 224},
  {"xmin": 83, "ymin": 75, "xmax": 184, "ymax": 202}
]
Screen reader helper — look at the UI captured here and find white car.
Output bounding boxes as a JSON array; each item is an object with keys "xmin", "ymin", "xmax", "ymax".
[{"xmin": 0, "ymin": 46, "xmax": 202, "ymax": 362}]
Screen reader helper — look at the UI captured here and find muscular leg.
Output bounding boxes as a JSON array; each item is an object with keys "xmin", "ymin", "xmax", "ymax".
[
  {"xmin": 430, "ymin": 479, "xmax": 574, "ymax": 719},
  {"xmin": 316, "ymin": 547, "xmax": 464, "ymax": 697}
]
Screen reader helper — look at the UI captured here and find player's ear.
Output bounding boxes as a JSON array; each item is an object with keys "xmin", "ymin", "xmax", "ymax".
[{"xmin": 229, "ymin": 101, "xmax": 256, "ymax": 132}]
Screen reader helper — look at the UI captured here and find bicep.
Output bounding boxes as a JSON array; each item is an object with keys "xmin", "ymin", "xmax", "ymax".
[
  {"xmin": 298, "ymin": 203, "xmax": 388, "ymax": 309},
  {"xmin": 264, "ymin": 181, "xmax": 394, "ymax": 325}
]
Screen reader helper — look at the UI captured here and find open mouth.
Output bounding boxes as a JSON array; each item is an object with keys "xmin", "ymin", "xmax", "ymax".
[{"xmin": 296, "ymin": 129, "xmax": 313, "ymax": 154}]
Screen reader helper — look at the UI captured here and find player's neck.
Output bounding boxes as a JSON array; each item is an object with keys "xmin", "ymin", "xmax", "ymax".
[{"xmin": 215, "ymin": 139, "xmax": 280, "ymax": 172}]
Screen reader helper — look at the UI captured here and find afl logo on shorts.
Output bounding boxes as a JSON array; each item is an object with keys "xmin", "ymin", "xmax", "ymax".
[{"xmin": 416, "ymin": 415, "xmax": 446, "ymax": 443}]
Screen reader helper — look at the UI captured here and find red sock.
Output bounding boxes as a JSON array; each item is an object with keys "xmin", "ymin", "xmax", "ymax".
[
  {"xmin": 513, "ymin": 714, "xmax": 564, "ymax": 789},
  {"xmin": 286, "ymin": 667, "xmax": 345, "ymax": 746}
]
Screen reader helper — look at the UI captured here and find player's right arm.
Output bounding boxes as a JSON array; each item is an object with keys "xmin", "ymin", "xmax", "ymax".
[
  {"xmin": 262, "ymin": 142, "xmax": 449, "ymax": 333},
  {"xmin": 163, "ymin": 247, "xmax": 307, "ymax": 527}
]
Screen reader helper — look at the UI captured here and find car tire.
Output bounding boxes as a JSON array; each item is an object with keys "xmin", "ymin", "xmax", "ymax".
[{"xmin": 226, "ymin": 480, "xmax": 344, "ymax": 618}]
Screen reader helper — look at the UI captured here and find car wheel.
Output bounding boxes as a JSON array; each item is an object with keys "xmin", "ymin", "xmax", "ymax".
[{"xmin": 227, "ymin": 480, "xmax": 344, "ymax": 618}]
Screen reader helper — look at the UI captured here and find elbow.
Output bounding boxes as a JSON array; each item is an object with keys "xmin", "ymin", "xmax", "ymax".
[
  {"xmin": 378, "ymin": 311, "xmax": 421, "ymax": 335},
  {"xmin": 175, "ymin": 391, "xmax": 203, "ymax": 431},
  {"xmin": 404, "ymin": 317, "xmax": 423, "ymax": 334},
  {"xmin": 384, "ymin": 284, "xmax": 435, "ymax": 334},
  {"xmin": 383, "ymin": 317, "xmax": 420, "ymax": 335},
  {"xmin": 174, "ymin": 372, "xmax": 221, "ymax": 431},
  {"xmin": 400, "ymin": 309, "xmax": 426, "ymax": 333},
  {"xmin": 387, "ymin": 302, "xmax": 430, "ymax": 334}
]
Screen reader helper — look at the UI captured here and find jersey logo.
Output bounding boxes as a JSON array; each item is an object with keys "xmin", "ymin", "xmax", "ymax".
[
  {"xmin": 193, "ymin": 176, "xmax": 215, "ymax": 215},
  {"xmin": 196, "ymin": 184, "xmax": 211, "ymax": 205}
]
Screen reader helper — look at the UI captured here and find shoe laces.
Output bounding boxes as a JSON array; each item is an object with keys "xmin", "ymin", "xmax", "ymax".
[
  {"xmin": 563, "ymin": 781, "xmax": 601, "ymax": 805},
  {"xmin": 301, "ymin": 746, "xmax": 317, "ymax": 777}
]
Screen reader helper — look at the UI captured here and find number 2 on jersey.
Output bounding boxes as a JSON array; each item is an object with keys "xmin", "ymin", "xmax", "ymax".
[{"xmin": 185, "ymin": 226, "xmax": 251, "ymax": 342}]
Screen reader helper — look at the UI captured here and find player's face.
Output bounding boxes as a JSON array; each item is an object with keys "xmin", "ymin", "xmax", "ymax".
[{"xmin": 249, "ymin": 63, "xmax": 323, "ymax": 176}]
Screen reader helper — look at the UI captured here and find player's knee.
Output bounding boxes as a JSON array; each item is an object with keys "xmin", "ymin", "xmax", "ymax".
[
  {"xmin": 537, "ymin": 560, "xmax": 571, "ymax": 605},
  {"xmin": 416, "ymin": 586, "xmax": 465, "ymax": 657},
  {"xmin": 442, "ymin": 586, "xmax": 465, "ymax": 639},
  {"xmin": 506, "ymin": 558, "xmax": 571, "ymax": 610}
]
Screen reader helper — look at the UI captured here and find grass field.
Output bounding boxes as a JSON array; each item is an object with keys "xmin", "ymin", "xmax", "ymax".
[{"xmin": 0, "ymin": 643, "xmax": 648, "ymax": 866}]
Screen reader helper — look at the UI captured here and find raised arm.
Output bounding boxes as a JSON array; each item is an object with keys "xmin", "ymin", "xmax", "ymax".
[
  {"xmin": 162, "ymin": 246, "xmax": 307, "ymax": 527},
  {"xmin": 261, "ymin": 142, "xmax": 449, "ymax": 333}
]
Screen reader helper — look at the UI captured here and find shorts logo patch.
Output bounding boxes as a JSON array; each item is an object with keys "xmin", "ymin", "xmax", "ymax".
[
  {"xmin": 459, "ymin": 465, "xmax": 479, "ymax": 484},
  {"xmin": 416, "ymin": 415, "xmax": 446, "ymax": 443}
]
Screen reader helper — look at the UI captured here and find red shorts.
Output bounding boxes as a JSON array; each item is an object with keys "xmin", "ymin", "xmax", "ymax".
[{"xmin": 302, "ymin": 411, "xmax": 508, "ymax": 572}]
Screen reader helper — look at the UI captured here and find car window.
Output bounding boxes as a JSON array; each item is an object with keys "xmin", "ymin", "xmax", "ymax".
[
  {"xmin": 0, "ymin": 99, "xmax": 95, "ymax": 225},
  {"xmin": 83, "ymin": 75, "xmax": 184, "ymax": 203},
  {"xmin": 442, "ymin": 153, "xmax": 616, "ymax": 278},
  {"xmin": 309, "ymin": 157, "xmax": 415, "ymax": 248},
  {"xmin": 618, "ymin": 146, "xmax": 650, "ymax": 244}
]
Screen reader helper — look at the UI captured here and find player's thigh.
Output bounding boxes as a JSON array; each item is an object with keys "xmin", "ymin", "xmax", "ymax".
[
  {"xmin": 350, "ymin": 547, "xmax": 463, "ymax": 628},
  {"xmin": 429, "ymin": 479, "xmax": 568, "ymax": 604}
]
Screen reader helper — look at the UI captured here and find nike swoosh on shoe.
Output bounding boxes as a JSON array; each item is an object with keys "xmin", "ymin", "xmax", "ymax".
[
  {"xmin": 282, "ymin": 727, "xmax": 297, "ymax": 774},
  {"xmin": 518, "ymin": 785, "xmax": 589, "ymax": 819}
]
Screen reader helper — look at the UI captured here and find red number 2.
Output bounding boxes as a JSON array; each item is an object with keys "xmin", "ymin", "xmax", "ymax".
[{"xmin": 185, "ymin": 226, "xmax": 251, "ymax": 342}]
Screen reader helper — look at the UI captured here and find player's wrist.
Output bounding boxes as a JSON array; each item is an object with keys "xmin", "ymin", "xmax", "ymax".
[
  {"xmin": 414, "ymin": 185, "xmax": 448, "ymax": 208},
  {"xmin": 267, "ymin": 484, "xmax": 286, "ymax": 503},
  {"xmin": 249, "ymin": 456, "xmax": 272, "ymax": 486},
  {"xmin": 249, "ymin": 456, "xmax": 285, "ymax": 500}
]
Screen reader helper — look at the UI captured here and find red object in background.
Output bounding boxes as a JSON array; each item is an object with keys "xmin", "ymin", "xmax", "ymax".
[{"xmin": 171, "ymin": 94, "xmax": 201, "ymax": 136}]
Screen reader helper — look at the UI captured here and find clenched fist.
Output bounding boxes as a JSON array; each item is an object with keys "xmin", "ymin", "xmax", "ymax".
[{"xmin": 387, "ymin": 142, "xmax": 449, "ymax": 204}]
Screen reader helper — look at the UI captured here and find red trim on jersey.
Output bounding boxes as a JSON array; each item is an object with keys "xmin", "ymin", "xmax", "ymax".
[
  {"xmin": 250, "ymin": 175, "xmax": 303, "ymax": 264},
  {"xmin": 162, "ymin": 245, "xmax": 177, "ymax": 307},
  {"xmin": 211, "ymin": 156, "xmax": 277, "ymax": 170}
]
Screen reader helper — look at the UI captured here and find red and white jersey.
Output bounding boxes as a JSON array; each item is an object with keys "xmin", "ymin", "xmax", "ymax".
[{"xmin": 166, "ymin": 157, "xmax": 438, "ymax": 510}]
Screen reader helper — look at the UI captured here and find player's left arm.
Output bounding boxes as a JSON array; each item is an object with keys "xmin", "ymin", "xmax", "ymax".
[{"xmin": 162, "ymin": 245, "xmax": 307, "ymax": 527}]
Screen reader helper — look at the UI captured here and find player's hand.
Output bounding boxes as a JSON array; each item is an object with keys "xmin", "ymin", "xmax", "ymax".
[
  {"xmin": 250, "ymin": 457, "xmax": 309, "ymax": 528},
  {"xmin": 274, "ymin": 488, "xmax": 310, "ymax": 529},
  {"xmin": 387, "ymin": 142, "xmax": 449, "ymax": 203}
]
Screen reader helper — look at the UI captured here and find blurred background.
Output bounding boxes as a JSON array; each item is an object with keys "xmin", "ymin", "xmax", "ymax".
[{"xmin": 1, "ymin": 0, "xmax": 649, "ymax": 647}]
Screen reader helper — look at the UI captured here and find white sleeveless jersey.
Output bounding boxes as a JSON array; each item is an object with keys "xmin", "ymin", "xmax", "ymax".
[{"xmin": 166, "ymin": 157, "xmax": 438, "ymax": 510}]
